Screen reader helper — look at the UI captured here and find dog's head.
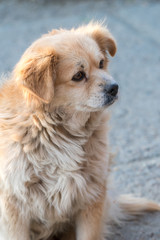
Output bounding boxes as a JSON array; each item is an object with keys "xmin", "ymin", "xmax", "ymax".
[{"xmin": 15, "ymin": 23, "xmax": 118, "ymax": 112}]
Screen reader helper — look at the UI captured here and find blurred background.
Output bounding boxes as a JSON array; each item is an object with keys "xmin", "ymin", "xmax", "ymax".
[{"xmin": 0, "ymin": 0, "xmax": 160, "ymax": 239}]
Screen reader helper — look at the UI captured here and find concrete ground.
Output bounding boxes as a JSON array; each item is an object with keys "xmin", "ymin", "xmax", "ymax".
[{"xmin": 0, "ymin": 0, "xmax": 160, "ymax": 239}]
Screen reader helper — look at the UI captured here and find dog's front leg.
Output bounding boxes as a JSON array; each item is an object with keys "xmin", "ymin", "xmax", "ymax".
[{"xmin": 76, "ymin": 193, "xmax": 106, "ymax": 240}]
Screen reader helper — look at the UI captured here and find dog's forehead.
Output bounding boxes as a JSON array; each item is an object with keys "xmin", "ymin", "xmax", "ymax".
[
  {"xmin": 38, "ymin": 32, "xmax": 101, "ymax": 59},
  {"xmin": 54, "ymin": 32, "xmax": 103, "ymax": 63}
]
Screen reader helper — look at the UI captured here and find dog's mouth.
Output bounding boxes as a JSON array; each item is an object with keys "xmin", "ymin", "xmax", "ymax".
[
  {"xmin": 80, "ymin": 92, "xmax": 118, "ymax": 112},
  {"xmin": 103, "ymin": 94, "xmax": 118, "ymax": 107}
]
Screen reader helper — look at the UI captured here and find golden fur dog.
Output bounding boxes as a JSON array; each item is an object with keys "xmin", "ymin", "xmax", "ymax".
[{"xmin": 0, "ymin": 23, "xmax": 159, "ymax": 240}]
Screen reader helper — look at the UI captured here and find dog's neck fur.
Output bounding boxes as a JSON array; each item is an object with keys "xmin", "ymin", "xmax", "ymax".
[
  {"xmin": 29, "ymin": 106, "xmax": 104, "ymax": 155},
  {"xmin": 49, "ymin": 106, "xmax": 103, "ymax": 137}
]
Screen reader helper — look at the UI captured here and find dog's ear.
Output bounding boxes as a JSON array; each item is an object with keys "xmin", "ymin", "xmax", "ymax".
[
  {"xmin": 14, "ymin": 48, "xmax": 56, "ymax": 104},
  {"xmin": 77, "ymin": 22, "xmax": 117, "ymax": 56}
]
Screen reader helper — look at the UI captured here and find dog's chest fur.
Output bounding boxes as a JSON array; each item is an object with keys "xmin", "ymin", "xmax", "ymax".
[{"xmin": 0, "ymin": 109, "xmax": 109, "ymax": 237}]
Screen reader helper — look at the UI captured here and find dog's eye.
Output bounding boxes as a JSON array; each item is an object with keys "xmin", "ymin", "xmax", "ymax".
[
  {"xmin": 99, "ymin": 59, "xmax": 104, "ymax": 69},
  {"xmin": 72, "ymin": 71, "xmax": 85, "ymax": 82}
]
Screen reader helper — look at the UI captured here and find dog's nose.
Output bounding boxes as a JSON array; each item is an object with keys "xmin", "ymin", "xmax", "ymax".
[{"xmin": 104, "ymin": 83, "xmax": 119, "ymax": 97}]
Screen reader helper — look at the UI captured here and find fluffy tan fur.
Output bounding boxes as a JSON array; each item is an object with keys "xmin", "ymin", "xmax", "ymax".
[{"xmin": 0, "ymin": 23, "xmax": 159, "ymax": 240}]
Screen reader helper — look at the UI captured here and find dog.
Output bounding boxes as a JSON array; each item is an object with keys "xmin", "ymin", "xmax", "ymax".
[{"xmin": 0, "ymin": 22, "xmax": 159, "ymax": 240}]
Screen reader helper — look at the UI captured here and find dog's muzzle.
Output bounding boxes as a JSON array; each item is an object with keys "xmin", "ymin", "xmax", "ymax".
[
  {"xmin": 103, "ymin": 82, "xmax": 119, "ymax": 106},
  {"xmin": 104, "ymin": 83, "xmax": 118, "ymax": 97}
]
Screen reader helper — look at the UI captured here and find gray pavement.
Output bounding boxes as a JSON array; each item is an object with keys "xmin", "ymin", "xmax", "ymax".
[{"xmin": 0, "ymin": 0, "xmax": 160, "ymax": 239}]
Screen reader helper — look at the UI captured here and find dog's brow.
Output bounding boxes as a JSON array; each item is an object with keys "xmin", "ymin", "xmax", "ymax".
[{"xmin": 76, "ymin": 62, "xmax": 84, "ymax": 68}]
